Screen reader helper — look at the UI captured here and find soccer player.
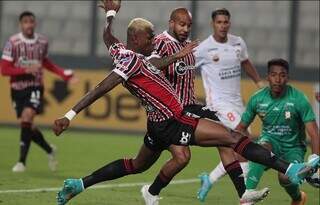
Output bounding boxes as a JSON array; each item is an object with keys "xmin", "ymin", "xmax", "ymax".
[
  {"xmin": 236, "ymin": 58, "xmax": 319, "ymax": 205},
  {"xmin": 53, "ymin": 1, "xmax": 318, "ymax": 205},
  {"xmin": 0, "ymin": 11, "xmax": 75, "ymax": 172},
  {"xmin": 147, "ymin": 7, "xmax": 266, "ymax": 204},
  {"xmin": 195, "ymin": 8, "xmax": 266, "ymax": 203}
]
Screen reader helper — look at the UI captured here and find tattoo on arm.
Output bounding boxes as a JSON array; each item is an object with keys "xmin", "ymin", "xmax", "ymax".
[{"xmin": 149, "ymin": 54, "xmax": 178, "ymax": 70}]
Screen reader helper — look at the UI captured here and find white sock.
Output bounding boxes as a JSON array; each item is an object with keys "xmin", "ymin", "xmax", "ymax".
[
  {"xmin": 240, "ymin": 162, "xmax": 249, "ymax": 181},
  {"xmin": 209, "ymin": 161, "xmax": 227, "ymax": 184}
]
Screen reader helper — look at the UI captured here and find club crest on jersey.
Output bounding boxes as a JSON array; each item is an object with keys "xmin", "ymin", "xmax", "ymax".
[
  {"xmin": 212, "ymin": 54, "xmax": 219, "ymax": 62},
  {"xmin": 285, "ymin": 111, "xmax": 291, "ymax": 119},
  {"xmin": 175, "ymin": 61, "xmax": 188, "ymax": 75},
  {"xmin": 236, "ymin": 49, "xmax": 241, "ymax": 60}
]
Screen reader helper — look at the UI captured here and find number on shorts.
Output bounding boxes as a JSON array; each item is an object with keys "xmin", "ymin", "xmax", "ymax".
[
  {"xmin": 227, "ymin": 112, "xmax": 236, "ymax": 122},
  {"xmin": 180, "ymin": 132, "xmax": 191, "ymax": 145},
  {"xmin": 30, "ymin": 90, "xmax": 40, "ymax": 105}
]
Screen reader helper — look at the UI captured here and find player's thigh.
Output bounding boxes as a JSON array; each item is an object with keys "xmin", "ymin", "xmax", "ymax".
[{"xmin": 194, "ymin": 119, "xmax": 239, "ymax": 147}]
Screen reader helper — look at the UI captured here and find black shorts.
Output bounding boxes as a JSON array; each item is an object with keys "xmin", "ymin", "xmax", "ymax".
[
  {"xmin": 144, "ymin": 115, "xmax": 199, "ymax": 151},
  {"xmin": 183, "ymin": 104, "xmax": 219, "ymax": 121},
  {"xmin": 11, "ymin": 86, "xmax": 44, "ymax": 118}
]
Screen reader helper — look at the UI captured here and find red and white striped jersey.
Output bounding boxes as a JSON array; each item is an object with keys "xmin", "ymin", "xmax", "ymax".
[
  {"xmin": 1, "ymin": 32, "xmax": 48, "ymax": 90},
  {"xmin": 109, "ymin": 42, "xmax": 185, "ymax": 122},
  {"xmin": 149, "ymin": 31, "xmax": 196, "ymax": 106}
]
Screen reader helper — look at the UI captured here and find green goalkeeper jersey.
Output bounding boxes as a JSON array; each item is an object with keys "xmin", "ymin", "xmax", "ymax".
[{"xmin": 241, "ymin": 85, "xmax": 316, "ymax": 148}]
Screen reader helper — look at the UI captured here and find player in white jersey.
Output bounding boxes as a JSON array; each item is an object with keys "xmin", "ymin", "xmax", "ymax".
[{"xmin": 196, "ymin": 8, "xmax": 266, "ymax": 203}]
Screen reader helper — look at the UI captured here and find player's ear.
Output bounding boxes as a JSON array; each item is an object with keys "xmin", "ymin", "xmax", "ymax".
[{"xmin": 169, "ymin": 20, "xmax": 174, "ymax": 29}]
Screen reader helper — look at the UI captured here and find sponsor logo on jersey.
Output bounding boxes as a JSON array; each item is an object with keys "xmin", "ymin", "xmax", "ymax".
[
  {"xmin": 174, "ymin": 61, "xmax": 194, "ymax": 75},
  {"xmin": 212, "ymin": 54, "xmax": 219, "ymax": 62}
]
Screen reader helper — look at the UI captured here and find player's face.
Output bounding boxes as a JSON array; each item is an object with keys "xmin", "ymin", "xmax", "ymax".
[
  {"xmin": 137, "ymin": 28, "xmax": 155, "ymax": 56},
  {"xmin": 20, "ymin": 16, "xmax": 36, "ymax": 37},
  {"xmin": 170, "ymin": 13, "xmax": 192, "ymax": 42},
  {"xmin": 212, "ymin": 15, "xmax": 230, "ymax": 39},
  {"xmin": 267, "ymin": 65, "xmax": 289, "ymax": 94}
]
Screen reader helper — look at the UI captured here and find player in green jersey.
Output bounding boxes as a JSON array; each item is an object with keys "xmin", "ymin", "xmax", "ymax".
[{"xmin": 236, "ymin": 58, "xmax": 319, "ymax": 205}]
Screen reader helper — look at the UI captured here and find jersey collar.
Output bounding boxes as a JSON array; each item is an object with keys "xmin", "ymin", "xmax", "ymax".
[
  {"xmin": 19, "ymin": 32, "xmax": 38, "ymax": 44},
  {"xmin": 163, "ymin": 31, "xmax": 180, "ymax": 43}
]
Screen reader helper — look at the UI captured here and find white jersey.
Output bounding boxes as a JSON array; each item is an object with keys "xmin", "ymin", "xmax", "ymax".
[
  {"xmin": 195, "ymin": 34, "xmax": 248, "ymax": 107},
  {"xmin": 195, "ymin": 34, "xmax": 249, "ymax": 129}
]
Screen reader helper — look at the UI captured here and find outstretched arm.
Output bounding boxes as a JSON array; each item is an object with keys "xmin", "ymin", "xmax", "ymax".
[
  {"xmin": 99, "ymin": 0, "xmax": 121, "ymax": 49},
  {"xmin": 149, "ymin": 41, "xmax": 199, "ymax": 70},
  {"xmin": 53, "ymin": 72, "xmax": 123, "ymax": 136},
  {"xmin": 43, "ymin": 58, "xmax": 73, "ymax": 81}
]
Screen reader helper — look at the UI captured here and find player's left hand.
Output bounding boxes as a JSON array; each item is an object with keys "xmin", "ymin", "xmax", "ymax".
[
  {"xmin": 98, "ymin": 0, "xmax": 121, "ymax": 13},
  {"xmin": 175, "ymin": 40, "xmax": 199, "ymax": 59},
  {"xmin": 53, "ymin": 117, "xmax": 70, "ymax": 136}
]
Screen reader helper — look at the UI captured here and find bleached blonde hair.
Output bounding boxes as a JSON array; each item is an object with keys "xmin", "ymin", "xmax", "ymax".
[{"xmin": 127, "ymin": 18, "xmax": 154, "ymax": 35}]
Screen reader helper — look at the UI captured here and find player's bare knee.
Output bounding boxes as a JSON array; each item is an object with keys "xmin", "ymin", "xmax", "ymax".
[
  {"xmin": 20, "ymin": 108, "xmax": 36, "ymax": 123},
  {"xmin": 229, "ymin": 130, "xmax": 244, "ymax": 145},
  {"xmin": 173, "ymin": 150, "xmax": 190, "ymax": 167}
]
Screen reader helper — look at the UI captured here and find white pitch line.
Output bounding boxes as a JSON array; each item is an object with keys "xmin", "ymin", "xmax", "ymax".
[{"xmin": 0, "ymin": 178, "xmax": 198, "ymax": 194}]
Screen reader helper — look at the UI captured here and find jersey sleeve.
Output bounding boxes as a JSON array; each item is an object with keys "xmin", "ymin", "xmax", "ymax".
[
  {"xmin": 109, "ymin": 43, "xmax": 141, "ymax": 81},
  {"xmin": 148, "ymin": 38, "xmax": 168, "ymax": 59},
  {"xmin": 194, "ymin": 46, "xmax": 205, "ymax": 69},
  {"xmin": 239, "ymin": 37, "xmax": 249, "ymax": 62},
  {"xmin": 297, "ymin": 93, "xmax": 316, "ymax": 123},
  {"xmin": 241, "ymin": 95, "xmax": 257, "ymax": 126},
  {"xmin": 1, "ymin": 40, "xmax": 14, "ymax": 62}
]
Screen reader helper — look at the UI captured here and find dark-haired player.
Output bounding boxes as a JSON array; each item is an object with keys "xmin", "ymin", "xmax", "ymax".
[
  {"xmin": 0, "ymin": 11, "xmax": 75, "ymax": 172},
  {"xmin": 237, "ymin": 58, "xmax": 319, "ymax": 205},
  {"xmin": 148, "ymin": 7, "xmax": 267, "ymax": 204},
  {"xmin": 195, "ymin": 8, "xmax": 266, "ymax": 203}
]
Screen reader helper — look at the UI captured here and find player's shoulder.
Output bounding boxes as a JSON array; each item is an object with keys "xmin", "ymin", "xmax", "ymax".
[
  {"xmin": 228, "ymin": 33, "xmax": 245, "ymax": 45},
  {"xmin": 36, "ymin": 33, "xmax": 49, "ymax": 44},
  {"xmin": 251, "ymin": 87, "xmax": 269, "ymax": 99},
  {"xmin": 154, "ymin": 32, "xmax": 173, "ymax": 44},
  {"xmin": 109, "ymin": 42, "xmax": 137, "ymax": 60},
  {"xmin": 287, "ymin": 85, "xmax": 308, "ymax": 99},
  {"xmin": 197, "ymin": 35, "xmax": 213, "ymax": 51},
  {"xmin": 7, "ymin": 33, "xmax": 22, "ymax": 44}
]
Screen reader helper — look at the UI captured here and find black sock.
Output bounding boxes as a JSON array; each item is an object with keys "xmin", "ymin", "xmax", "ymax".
[
  {"xmin": 32, "ymin": 128, "xmax": 52, "ymax": 154},
  {"xmin": 233, "ymin": 137, "xmax": 289, "ymax": 173},
  {"xmin": 82, "ymin": 158, "xmax": 137, "ymax": 189},
  {"xmin": 225, "ymin": 160, "xmax": 246, "ymax": 198},
  {"xmin": 148, "ymin": 170, "xmax": 172, "ymax": 196},
  {"xmin": 19, "ymin": 122, "xmax": 33, "ymax": 165}
]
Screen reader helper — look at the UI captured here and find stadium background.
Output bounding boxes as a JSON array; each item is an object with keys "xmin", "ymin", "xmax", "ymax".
[{"xmin": 0, "ymin": 1, "xmax": 319, "ymax": 205}]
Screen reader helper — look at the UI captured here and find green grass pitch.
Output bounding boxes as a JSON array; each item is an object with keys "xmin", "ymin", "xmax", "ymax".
[{"xmin": 0, "ymin": 127, "xmax": 319, "ymax": 205}]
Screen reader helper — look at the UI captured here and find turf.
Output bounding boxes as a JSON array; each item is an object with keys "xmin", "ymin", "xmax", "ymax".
[{"xmin": 0, "ymin": 127, "xmax": 319, "ymax": 205}]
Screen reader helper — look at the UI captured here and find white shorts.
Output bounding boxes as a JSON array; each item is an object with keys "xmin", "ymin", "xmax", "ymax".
[{"xmin": 208, "ymin": 102, "xmax": 245, "ymax": 130}]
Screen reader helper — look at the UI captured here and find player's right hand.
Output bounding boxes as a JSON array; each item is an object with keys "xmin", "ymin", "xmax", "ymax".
[
  {"xmin": 53, "ymin": 117, "xmax": 70, "ymax": 136},
  {"xmin": 175, "ymin": 40, "xmax": 199, "ymax": 59},
  {"xmin": 98, "ymin": 0, "xmax": 121, "ymax": 13}
]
